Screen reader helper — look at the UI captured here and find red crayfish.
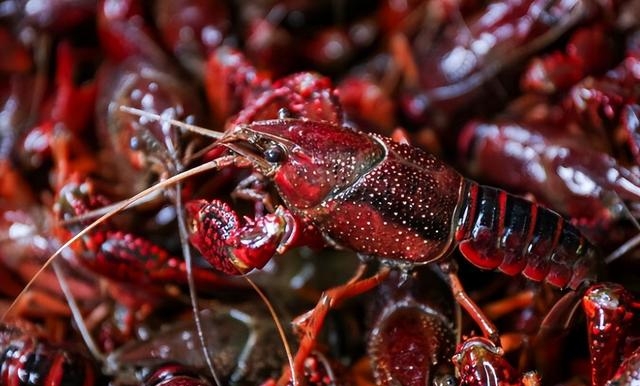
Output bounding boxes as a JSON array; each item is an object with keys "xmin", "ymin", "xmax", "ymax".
[
  {"xmin": 81, "ymin": 106, "xmax": 598, "ymax": 385},
  {"xmin": 188, "ymin": 117, "xmax": 597, "ymax": 287}
]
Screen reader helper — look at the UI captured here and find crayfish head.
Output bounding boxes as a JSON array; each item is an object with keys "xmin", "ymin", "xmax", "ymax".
[{"xmin": 223, "ymin": 119, "xmax": 385, "ymax": 211}]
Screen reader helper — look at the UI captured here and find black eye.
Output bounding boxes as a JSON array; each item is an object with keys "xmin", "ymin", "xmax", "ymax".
[{"xmin": 263, "ymin": 145, "xmax": 285, "ymax": 163}]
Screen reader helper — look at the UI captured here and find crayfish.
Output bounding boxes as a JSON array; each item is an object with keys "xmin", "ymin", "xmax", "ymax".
[{"xmin": 72, "ymin": 105, "xmax": 597, "ymax": 385}]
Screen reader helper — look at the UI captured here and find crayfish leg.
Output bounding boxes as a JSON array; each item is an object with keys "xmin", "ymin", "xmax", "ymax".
[
  {"xmin": 439, "ymin": 262, "xmax": 501, "ymax": 345},
  {"xmin": 278, "ymin": 265, "xmax": 390, "ymax": 386}
]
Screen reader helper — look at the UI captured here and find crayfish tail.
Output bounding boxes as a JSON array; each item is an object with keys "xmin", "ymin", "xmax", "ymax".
[{"xmin": 455, "ymin": 181, "xmax": 598, "ymax": 290}]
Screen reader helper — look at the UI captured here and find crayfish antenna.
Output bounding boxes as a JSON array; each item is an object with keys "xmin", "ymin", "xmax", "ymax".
[
  {"xmin": 241, "ymin": 274, "xmax": 297, "ymax": 385},
  {"xmin": 27, "ymin": 35, "xmax": 51, "ymax": 129},
  {"xmin": 605, "ymin": 192, "xmax": 640, "ymax": 263},
  {"xmin": 605, "ymin": 233, "xmax": 640, "ymax": 264},
  {"xmin": 174, "ymin": 180, "xmax": 223, "ymax": 386},
  {"xmin": 51, "ymin": 260, "xmax": 106, "ymax": 363},
  {"xmin": 58, "ymin": 191, "xmax": 163, "ymax": 225},
  {"xmin": 1, "ymin": 157, "xmax": 238, "ymax": 322},
  {"xmin": 119, "ymin": 106, "xmax": 224, "ymax": 140}
]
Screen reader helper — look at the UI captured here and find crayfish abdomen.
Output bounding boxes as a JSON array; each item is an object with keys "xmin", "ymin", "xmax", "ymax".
[{"xmin": 454, "ymin": 181, "xmax": 598, "ymax": 289}]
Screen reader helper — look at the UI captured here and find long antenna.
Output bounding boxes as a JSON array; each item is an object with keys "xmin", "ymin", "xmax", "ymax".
[
  {"xmin": 242, "ymin": 274, "xmax": 297, "ymax": 385},
  {"xmin": 604, "ymin": 192, "xmax": 640, "ymax": 263},
  {"xmin": 119, "ymin": 106, "xmax": 224, "ymax": 139},
  {"xmin": 52, "ymin": 260, "xmax": 106, "ymax": 362},
  {"xmin": 59, "ymin": 191, "xmax": 162, "ymax": 225}
]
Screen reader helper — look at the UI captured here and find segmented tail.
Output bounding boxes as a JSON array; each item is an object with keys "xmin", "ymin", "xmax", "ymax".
[{"xmin": 454, "ymin": 181, "xmax": 598, "ymax": 289}]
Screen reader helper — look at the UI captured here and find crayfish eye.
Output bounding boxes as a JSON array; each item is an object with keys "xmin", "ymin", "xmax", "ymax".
[{"xmin": 263, "ymin": 145, "xmax": 285, "ymax": 163}]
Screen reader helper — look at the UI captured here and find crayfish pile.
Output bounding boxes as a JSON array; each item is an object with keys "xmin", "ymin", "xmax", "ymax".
[{"xmin": 3, "ymin": 0, "xmax": 640, "ymax": 385}]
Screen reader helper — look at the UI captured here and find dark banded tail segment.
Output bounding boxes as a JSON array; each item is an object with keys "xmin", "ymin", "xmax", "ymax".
[
  {"xmin": 453, "ymin": 180, "xmax": 597, "ymax": 290},
  {"xmin": 0, "ymin": 326, "xmax": 100, "ymax": 386}
]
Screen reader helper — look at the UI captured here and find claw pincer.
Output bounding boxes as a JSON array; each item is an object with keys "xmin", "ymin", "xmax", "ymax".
[{"xmin": 185, "ymin": 199, "xmax": 298, "ymax": 275}]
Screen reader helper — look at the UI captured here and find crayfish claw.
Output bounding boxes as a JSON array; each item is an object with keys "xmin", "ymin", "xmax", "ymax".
[{"xmin": 185, "ymin": 199, "xmax": 300, "ymax": 275}]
